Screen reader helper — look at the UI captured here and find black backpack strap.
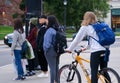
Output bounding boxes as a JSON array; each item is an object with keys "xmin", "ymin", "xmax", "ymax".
[
  {"xmin": 88, "ymin": 36, "xmax": 110, "ymax": 49},
  {"xmin": 89, "ymin": 36, "xmax": 99, "ymax": 42},
  {"xmin": 88, "ymin": 36, "xmax": 100, "ymax": 45}
]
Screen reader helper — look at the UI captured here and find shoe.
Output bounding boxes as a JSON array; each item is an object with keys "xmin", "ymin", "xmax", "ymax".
[
  {"xmin": 13, "ymin": 77, "xmax": 21, "ymax": 80},
  {"xmin": 25, "ymin": 71, "xmax": 36, "ymax": 76},
  {"xmin": 13, "ymin": 76, "xmax": 26, "ymax": 80},
  {"xmin": 37, "ymin": 72, "xmax": 48, "ymax": 78},
  {"xmin": 20, "ymin": 76, "xmax": 26, "ymax": 80}
]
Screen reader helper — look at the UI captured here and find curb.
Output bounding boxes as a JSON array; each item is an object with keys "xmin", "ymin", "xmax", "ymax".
[{"xmin": 0, "ymin": 40, "xmax": 4, "ymax": 45}]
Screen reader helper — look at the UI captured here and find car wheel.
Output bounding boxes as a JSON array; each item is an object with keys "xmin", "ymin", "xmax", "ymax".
[{"xmin": 8, "ymin": 44, "xmax": 11, "ymax": 47}]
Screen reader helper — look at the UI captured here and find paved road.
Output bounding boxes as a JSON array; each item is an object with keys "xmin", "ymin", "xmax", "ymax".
[{"xmin": 0, "ymin": 45, "xmax": 12, "ymax": 66}]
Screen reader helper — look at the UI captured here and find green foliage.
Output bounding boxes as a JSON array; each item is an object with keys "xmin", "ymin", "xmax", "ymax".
[
  {"xmin": 44, "ymin": 0, "xmax": 109, "ymax": 31},
  {"xmin": 12, "ymin": 13, "xmax": 19, "ymax": 18},
  {"xmin": 19, "ymin": 0, "xmax": 109, "ymax": 32},
  {"xmin": 19, "ymin": 0, "xmax": 25, "ymax": 11}
]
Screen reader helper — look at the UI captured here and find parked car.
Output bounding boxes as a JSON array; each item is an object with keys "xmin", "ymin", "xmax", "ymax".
[
  {"xmin": 4, "ymin": 33, "xmax": 13, "ymax": 47},
  {"xmin": 72, "ymin": 33, "xmax": 89, "ymax": 41}
]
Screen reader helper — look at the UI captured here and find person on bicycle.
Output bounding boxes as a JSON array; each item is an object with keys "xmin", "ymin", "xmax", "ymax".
[{"xmin": 65, "ymin": 11, "xmax": 107, "ymax": 83}]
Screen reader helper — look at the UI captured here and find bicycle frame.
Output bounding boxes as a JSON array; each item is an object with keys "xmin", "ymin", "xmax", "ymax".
[
  {"xmin": 75, "ymin": 54, "xmax": 91, "ymax": 83},
  {"xmin": 75, "ymin": 53, "xmax": 110, "ymax": 83}
]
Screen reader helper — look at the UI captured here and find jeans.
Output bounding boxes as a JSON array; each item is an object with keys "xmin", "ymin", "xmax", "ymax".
[
  {"xmin": 14, "ymin": 50, "xmax": 24, "ymax": 77},
  {"xmin": 44, "ymin": 47, "xmax": 60, "ymax": 83},
  {"xmin": 90, "ymin": 50, "xmax": 107, "ymax": 83}
]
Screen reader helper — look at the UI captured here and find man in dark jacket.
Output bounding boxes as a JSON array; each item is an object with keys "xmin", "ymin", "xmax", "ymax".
[{"xmin": 36, "ymin": 15, "xmax": 48, "ymax": 77}]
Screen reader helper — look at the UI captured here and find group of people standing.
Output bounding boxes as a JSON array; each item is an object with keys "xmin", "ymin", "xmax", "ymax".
[
  {"xmin": 11, "ymin": 11, "xmax": 110, "ymax": 83},
  {"xmin": 11, "ymin": 15, "xmax": 61, "ymax": 83}
]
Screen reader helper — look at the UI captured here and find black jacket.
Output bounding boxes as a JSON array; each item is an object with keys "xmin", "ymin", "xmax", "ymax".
[{"xmin": 36, "ymin": 25, "xmax": 47, "ymax": 51}]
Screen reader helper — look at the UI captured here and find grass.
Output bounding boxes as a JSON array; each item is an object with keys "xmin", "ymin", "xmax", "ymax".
[
  {"xmin": 115, "ymin": 32, "xmax": 120, "ymax": 36},
  {"xmin": 66, "ymin": 33, "xmax": 73, "ymax": 38},
  {"xmin": 0, "ymin": 25, "xmax": 13, "ymax": 40},
  {"xmin": 66, "ymin": 29, "xmax": 76, "ymax": 38}
]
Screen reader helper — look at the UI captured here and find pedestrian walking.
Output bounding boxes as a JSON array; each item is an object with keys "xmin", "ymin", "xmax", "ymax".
[
  {"xmin": 43, "ymin": 15, "xmax": 60, "ymax": 83},
  {"xmin": 36, "ymin": 15, "xmax": 48, "ymax": 77},
  {"xmin": 65, "ymin": 11, "xmax": 108, "ymax": 83},
  {"xmin": 11, "ymin": 18, "xmax": 26, "ymax": 80}
]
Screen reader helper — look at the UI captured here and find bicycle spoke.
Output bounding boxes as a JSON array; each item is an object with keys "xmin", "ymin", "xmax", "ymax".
[{"xmin": 59, "ymin": 65, "xmax": 81, "ymax": 83}]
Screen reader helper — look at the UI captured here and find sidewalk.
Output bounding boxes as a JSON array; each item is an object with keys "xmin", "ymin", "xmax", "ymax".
[
  {"xmin": 0, "ymin": 64, "xmax": 50, "ymax": 83},
  {"xmin": 0, "ymin": 40, "xmax": 4, "ymax": 45}
]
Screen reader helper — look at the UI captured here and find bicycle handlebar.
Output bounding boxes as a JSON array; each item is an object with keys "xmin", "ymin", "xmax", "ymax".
[{"xmin": 74, "ymin": 49, "xmax": 82, "ymax": 55}]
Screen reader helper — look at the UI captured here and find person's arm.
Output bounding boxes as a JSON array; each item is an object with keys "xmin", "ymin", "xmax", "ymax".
[
  {"xmin": 43, "ymin": 28, "xmax": 56, "ymax": 52},
  {"xmin": 11, "ymin": 31, "xmax": 19, "ymax": 55},
  {"xmin": 65, "ymin": 26, "xmax": 87, "ymax": 52}
]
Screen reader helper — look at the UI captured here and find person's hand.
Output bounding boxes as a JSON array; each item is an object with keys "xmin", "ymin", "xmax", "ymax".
[
  {"xmin": 64, "ymin": 49, "xmax": 72, "ymax": 53},
  {"xmin": 81, "ymin": 48, "xmax": 86, "ymax": 52}
]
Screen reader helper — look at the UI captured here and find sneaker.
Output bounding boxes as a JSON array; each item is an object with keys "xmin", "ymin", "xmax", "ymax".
[
  {"xmin": 13, "ymin": 76, "xmax": 26, "ymax": 80},
  {"xmin": 25, "ymin": 71, "xmax": 36, "ymax": 76},
  {"xmin": 20, "ymin": 76, "xmax": 26, "ymax": 80},
  {"xmin": 37, "ymin": 72, "xmax": 48, "ymax": 78},
  {"xmin": 13, "ymin": 77, "xmax": 21, "ymax": 80}
]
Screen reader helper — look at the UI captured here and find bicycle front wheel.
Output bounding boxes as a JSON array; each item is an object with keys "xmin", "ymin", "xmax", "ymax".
[
  {"xmin": 59, "ymin": 64, "xmax": 81, "ymax": 83},
  {"xmin": 98, "ymin": 67, "xmax": 120, "ymax": 83}
]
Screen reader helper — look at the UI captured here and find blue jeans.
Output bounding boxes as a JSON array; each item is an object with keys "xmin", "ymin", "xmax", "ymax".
[
  {"xmin": 44, "ymin": 47, "xmax": 60, "ymax": 83},
  {"xmin": 14, "ymin": 50, "xmax": 24, "ymax": 77}
]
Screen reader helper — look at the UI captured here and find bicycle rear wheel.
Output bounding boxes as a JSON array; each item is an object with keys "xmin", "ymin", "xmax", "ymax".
[
  {"xmin": 98, "ymin": 67, "xmax": 120, "ymax": 83},
  {"xmin": 59, "ymin": 64, "xmax": 81, "ymax": 83}
]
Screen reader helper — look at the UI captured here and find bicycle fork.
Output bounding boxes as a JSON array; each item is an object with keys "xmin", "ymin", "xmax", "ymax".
[{"xmin": 66, "ymin": 61, "xmax": 78, "ymax": 82}]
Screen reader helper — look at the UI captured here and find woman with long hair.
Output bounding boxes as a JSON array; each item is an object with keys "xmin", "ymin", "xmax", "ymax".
[
  {"xmin": 65, "ymin": 11, "xmax": 107, "ymax": 83},
  {"xmin": 43, "ymin": 15, "xmax": 60, "ymax": 83},
  {"xmin": 11, "ymin": 18, "xmax": 26, "ymax": 80}
]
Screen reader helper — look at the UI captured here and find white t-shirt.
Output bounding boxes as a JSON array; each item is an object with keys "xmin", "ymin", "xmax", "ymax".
[{"xmin": 67, "ymin": 25, "xmax": 105, "ymax": 52}]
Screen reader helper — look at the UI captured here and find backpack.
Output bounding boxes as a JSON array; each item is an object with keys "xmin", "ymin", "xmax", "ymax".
[
  {"xmin": 54, "ymin": 26, "xmax": 67, "ymax": 55},
  {"xmin": 21, "ymin": 40, "xmax": 28, "ymax": 59},
  {"xmin": 90, "ymin": 22, "xmax": 115, "ymax": 47}
]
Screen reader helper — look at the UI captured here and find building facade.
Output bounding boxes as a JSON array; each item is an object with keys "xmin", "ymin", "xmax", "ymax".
[{"xmin": 105, "ymin": 0, "xmax": 120, "ymax": 32}]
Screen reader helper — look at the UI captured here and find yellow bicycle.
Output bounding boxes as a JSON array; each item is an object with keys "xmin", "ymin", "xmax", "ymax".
[{"xmin": 59, "ymin": 49, "xmax": 120, "ymax": 83}]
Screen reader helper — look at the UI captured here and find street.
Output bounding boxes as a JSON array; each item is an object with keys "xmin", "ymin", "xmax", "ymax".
[{"xmin": 0, "ymin": 45, "xmax": 12, "ymax": 67}]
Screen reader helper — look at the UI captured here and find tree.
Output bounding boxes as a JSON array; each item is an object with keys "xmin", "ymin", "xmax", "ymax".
[
  {"xmin": 44, "ymin": 0, "xmax": 109, "ymax": 31},
  {"xmin": 19, "ymin": 0, "xmax": 109, "ymax": 31}
]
